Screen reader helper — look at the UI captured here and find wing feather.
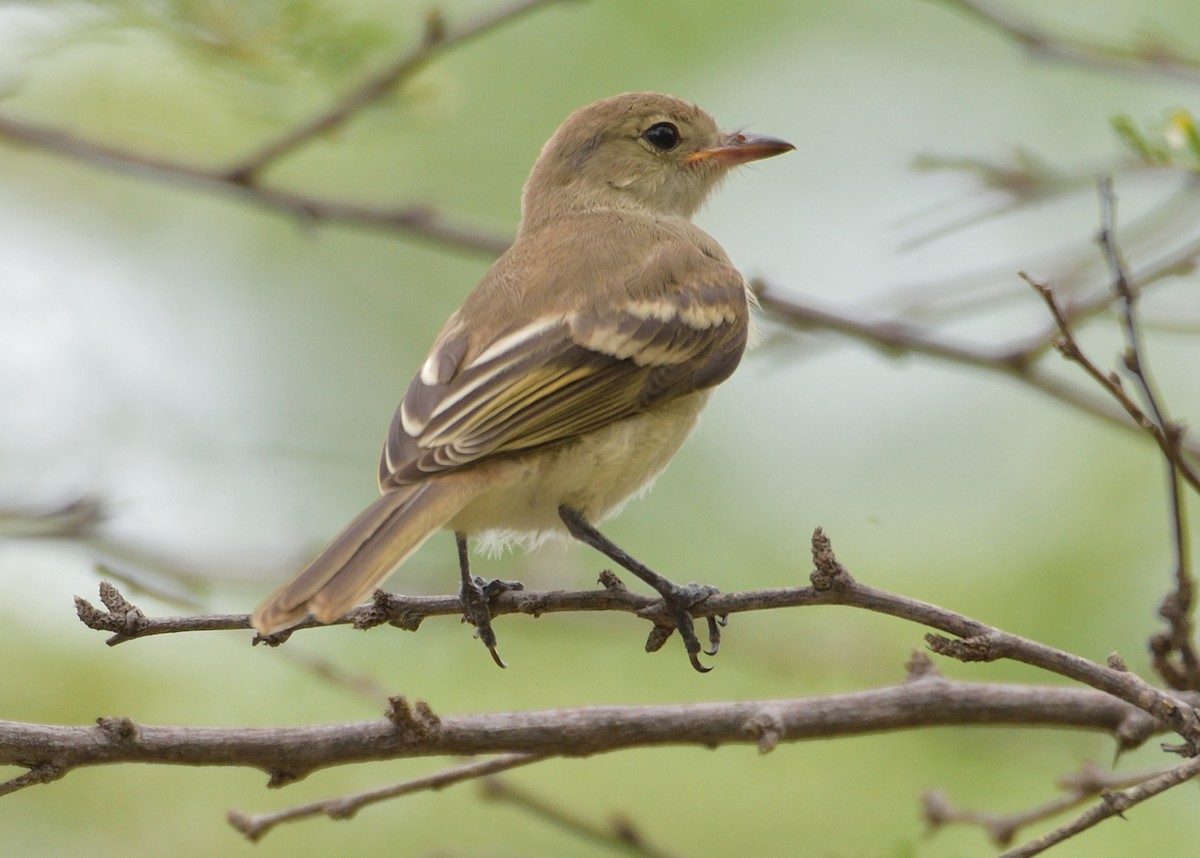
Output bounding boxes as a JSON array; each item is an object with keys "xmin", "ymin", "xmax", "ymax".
[{"xmin": 380, "ymin": 235, "xmax": 749, "ymax": 490}]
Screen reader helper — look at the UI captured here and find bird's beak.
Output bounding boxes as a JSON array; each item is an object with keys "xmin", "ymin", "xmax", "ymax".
[{"xmin": 684, "ymin": 131, "xmax": 795, "ymax": 167}]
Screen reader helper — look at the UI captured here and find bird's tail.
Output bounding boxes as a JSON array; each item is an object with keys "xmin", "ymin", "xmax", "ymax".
[{"xmin": 252, "ymin": 480, "xmax": 468, "ymax": 635}]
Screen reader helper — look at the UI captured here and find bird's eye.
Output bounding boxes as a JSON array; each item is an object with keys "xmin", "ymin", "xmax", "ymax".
[{"xmin": 642, "ymin": 122, "xmax": 681, "ymax": 151}]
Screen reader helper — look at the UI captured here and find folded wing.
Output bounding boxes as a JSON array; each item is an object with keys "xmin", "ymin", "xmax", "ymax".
[{"xmin": 380, "ymin": 240, "xmax": 750, "ymax": 489}]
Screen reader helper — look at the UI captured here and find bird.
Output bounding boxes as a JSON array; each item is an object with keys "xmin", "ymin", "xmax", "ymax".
[{"xmin": 252, "ymin": 92, "xmax": 793, "ymax": 671}]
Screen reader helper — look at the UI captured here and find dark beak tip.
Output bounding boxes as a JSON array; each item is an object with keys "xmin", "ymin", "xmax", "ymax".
[{"xmin": 740, "ymin": 133, "xmax": 795, "ymax": 155}]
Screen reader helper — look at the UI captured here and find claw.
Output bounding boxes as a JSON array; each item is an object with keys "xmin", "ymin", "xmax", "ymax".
[
  {"xmin": 486, "ymin": 644, "xmax": 508, "ymax": 670},
  {"xmin": 704, "ymin": 614, "xmax": 722, "ymax": 657},
  {"xmin": 459, "ymin": 574, "xmax": 520, "ymax": 670},
  {"xmin": 650, "ymin": 584, "xmax": 720, "ymax": 672}
]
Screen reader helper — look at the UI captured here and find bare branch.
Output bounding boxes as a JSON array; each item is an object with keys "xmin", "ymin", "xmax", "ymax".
[
  {"xmin": 925, "ymin": 761, "xmax": 1174, "ymax": 847},
  {"xmin": 1014, "ymin": 177, "xmax": 1198, "ymax": 700},
  {"xmin": 73, "ymin": 527, "xmax": 1200, "ymax": 750},
  {"xmin": 228, "ymin": 753, "xmax": 544, "ymax": 842},
  {"xmin": 902, "ymin": 150, "xmax": 1102, "ymax": 251},
  {"xmin": 0, "ymin": 682, "xmax": 1168, "ymax": 794},
  {"xmin": 753, "ymin": 283, "xmax": 1200, "ymax": 462},
  {"xmin": 1022, "ymin": 272, "xmax": 1176, "ymax": 452},
  {"xmin": 999, "ymin": 754, "xmax": 1200, "ymax": 857},
  {"xmin": 479, "ymin": 776, "xmax": 678, "ymax": 858},
  {"xmin": 1094, "ymin": 177, "xmax": 1198, "ymax": 691},
  {"xmin": 225, "ymin": 0, "xmax": 576, "ymax": 181},
  {"xmin": 1037, "ymin": 223, "xmax": 1200, "ymax": 349},
  {"xmin": 0, "ymin": 112, "xmax": 511, "ymax": 257},
  {"xmin": 0, "ymin": 496, "xmax": 103, "ymax": 539},
  {"xmin": 0, "ymin": 2, "xmax": 586, "ymax": 255},
  {"xmin": 934, "ymin": 0, "xmax": 1200, "ymax": 84}
]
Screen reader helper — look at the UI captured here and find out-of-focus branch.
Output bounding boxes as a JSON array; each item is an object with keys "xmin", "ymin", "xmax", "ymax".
[
  {"xmin": 1095, "ymin": 179, "xmax": 1200, "ymax": 490},
  {"xmin": 224, "ymin": 0, "xmax": 575, "ymax": 182},
  {"xmin": 934, "ymin": 0, "xmax": 1200, "ymax": 84},
  {"xmin": 1023, "ymin": 272, "xmax": 1200, "ymax": 494},
  {"xmin": 908, "ymin": 178, "xmax": 1200, "ymax": 855},
  {"xmin": 1018, "ymin": 179, "xmax": 1199, "ymax": 696},
  {"xmin": 0, "ymin": 0, "xmax": 577, "ymax": 257},
  {"xmin": 998, "ymin": 754, "xmax": 1200, "ymax": 858},
  {"xmin": 754, "ymin": 282, "xmax": 1200, "ymax": 462},
  {"xmin": 480, "ymin": 776, "xmax": 678, "ymax": 858},
  {"xmin": 0, "ymin": 112, "xmax": 511, "ymax": 257},
  {"xmin": 0, "ymin": 497, "xmax": 103, "ymax": 539},
  {"xmin": 1096, "ymin": 178, "xmax": 1198, "ymax": 693},
  {"xmin": 924, "ymin": 761, "xmax": 1177, "ymax": 848},
  {"xmin": 228, "ymin": 752, "xmax": 544, "ymax": 842}
]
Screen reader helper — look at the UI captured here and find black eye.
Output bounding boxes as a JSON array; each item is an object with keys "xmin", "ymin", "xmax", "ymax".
[{"xmin": 642, "ymin": 122, "xmax": 680, "ymax": 151}]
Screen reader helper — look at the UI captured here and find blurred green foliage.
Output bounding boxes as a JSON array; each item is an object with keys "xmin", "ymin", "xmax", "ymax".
[
  {"xmin": 1113, "ymin": 108, "xmax": 1200, "ymax": 170},
  {"xmin": 59, "ymin": 0, "xmax": 402, "ymax": 78}
]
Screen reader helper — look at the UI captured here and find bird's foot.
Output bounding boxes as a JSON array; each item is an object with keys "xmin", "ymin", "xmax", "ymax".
[
  {"xmin": 459, "ymin": 575, "xmax": 523, "ymax": 668},
  {"xmin": 652, "ymin": 582, "xmax": 722, "ymax": 673}
]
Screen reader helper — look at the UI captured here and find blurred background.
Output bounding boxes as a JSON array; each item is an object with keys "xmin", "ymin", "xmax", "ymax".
[{"xmin": 2, "ymin": 0, "xmax": 1199, "ymax": 855}]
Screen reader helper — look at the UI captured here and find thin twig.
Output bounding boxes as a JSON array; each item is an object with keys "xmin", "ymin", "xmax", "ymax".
[
  {"xmin": 0, "ymin": 496, "xmax": 104, "ymax": 539},
  {"xmin": 0, "ymin": 112, "xmax": 510, "ymax": 256},
  {"xmin": 924, "ymin": 761, "xmax": 1170, "ymax": 846},
  {"xmin": 1026, "ymin": 272, "xmax": 1199, "ymax": 495},
  {"xmin": 998, "ymin": 754, "xmax": 1200, "ymax": 858},
  {"xmin": 480, "ymin": 777, "xmax": 677, "ymax": 858},
  {"xmin": 224, "ymin": 0, "xmax": 574, "ymax": 181},
  {"xmin": 0, "ymin": 2, "xmax": 576, "ymax": 255},
  {"xmin": 85, "ymin": 572, "xmax": 392, "ymax": 704},
  {"xmin": 228, "ymin": 753, "xmax": 543, "ymax": 842},
  {"xmin": 1022, "ymin": 274, "xmax": 1165, "ymax": 436},
  {"xmin": 91, "ymin": 560, "xmax": 654, "ymax": 848},
  {"xmin": 754, "ymin": 283, "xmax": 1200, "ymax": 462},
  {"xmin": 901, "ymin": 150, "xmax": 1100, "ymax": 251},
  {"xmin": 1094, "ymin": 176, "xmax": 1198, "ymax": 690},
  {"xmin": 934, "ymin": 0, "xmax": 1200, "ymax": 84}
]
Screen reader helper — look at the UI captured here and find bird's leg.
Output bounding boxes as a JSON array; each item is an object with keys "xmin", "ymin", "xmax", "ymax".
[
  {"xmin": 455, "ymin": 531, "xmax": 522, "ymax": 669},
  {"xmin": 557, "ymin": 505, "xmax": 720, "ymax": 673}
]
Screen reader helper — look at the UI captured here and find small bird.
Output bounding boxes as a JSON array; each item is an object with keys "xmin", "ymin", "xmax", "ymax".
[{"xmin": 252, "ymin": 92, "xmax": 793, "ymax": 671}]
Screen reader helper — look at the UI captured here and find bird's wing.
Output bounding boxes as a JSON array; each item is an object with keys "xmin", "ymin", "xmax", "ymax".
[{"xmin": 379, "ymin": 241, "xmax": 749, "ymax": 488}]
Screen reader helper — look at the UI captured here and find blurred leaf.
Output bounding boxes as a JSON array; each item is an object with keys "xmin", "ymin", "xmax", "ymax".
[{"xmin": 1112, "ymin": 108, "xmax": 1200, "ymax": 171}]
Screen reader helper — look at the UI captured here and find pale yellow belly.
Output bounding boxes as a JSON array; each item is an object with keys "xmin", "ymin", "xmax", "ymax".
[{"xmin": 447, "ymin": 391, "xmax": 710, "ymax": 548}]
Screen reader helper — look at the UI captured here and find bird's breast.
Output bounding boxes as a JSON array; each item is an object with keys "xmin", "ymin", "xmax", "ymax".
[{"xmin": 446, "ymin": 391, "xmax": 711, "ymax": 549}]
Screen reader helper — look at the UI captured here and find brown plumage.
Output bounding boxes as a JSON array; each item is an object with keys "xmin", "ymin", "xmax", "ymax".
[{"xmin": 252, "ymin": 93, "xmax": 793, "ymax": 661}]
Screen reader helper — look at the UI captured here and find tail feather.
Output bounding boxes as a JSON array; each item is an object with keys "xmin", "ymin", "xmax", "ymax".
[{"xmin": 252, "ymin": 480, "xmax": 468, "ymax": 635}]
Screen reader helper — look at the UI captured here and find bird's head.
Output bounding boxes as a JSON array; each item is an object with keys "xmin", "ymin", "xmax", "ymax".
[{"xmin": 522, "ymin": 92, "xmax": 793, "ymax": 225}]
